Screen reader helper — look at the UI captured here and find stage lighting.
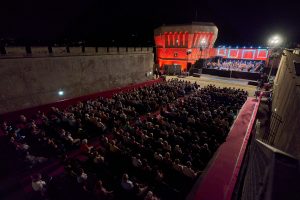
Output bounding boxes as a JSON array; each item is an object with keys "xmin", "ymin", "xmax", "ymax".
[
  {"xmin": 268, "ymin": 35, "xmax": 282, "ymax": 47},
  {"xmin": 58, "ymin": 90, "xmax": 64, "ymax": 96},
  {"xmin": 250, "ymin": 46, "xmax": 253, "ymax": 48},
  {"xmin": 258, "ymin": 46, "xmax": 261, "ymax": 48},
  {"xmin": 200, "ymin": 38, "xmax": 207, "ymax": 46}
]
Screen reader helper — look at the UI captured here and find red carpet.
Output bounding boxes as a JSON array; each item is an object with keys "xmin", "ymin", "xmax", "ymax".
[{"xmin": 187, "ymin": 97, "xmax": 260, "ymax": 200}]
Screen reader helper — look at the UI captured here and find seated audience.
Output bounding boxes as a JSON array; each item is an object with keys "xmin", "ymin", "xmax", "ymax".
[
  {"xmin": 182, "ymin": 161, "xmax": 198, "ymax": 179},
  {"xmin": 121, "ymin": 173, "xmax": 148, "ymax": 196},
  {"xmin": 31, "ymin": 173, "xmax": 47, "ymax": 196},
  {"xmin": 94, "ymin": 180, "xmax": 113, "ymax": 200},
  {"xmin": 80, "ymin": 139, "xmax": 93, "ymax": 154},
  {"xmin": 144, "ymin": 191, "xmax": 160, "ymax": 200},
  {"xmin": 1, "ymin": 79, "xmax": 248, "ymax": 199},
  {"xmin": 121, "ymin": 173, "xmax": 134, "ymax": 191}
]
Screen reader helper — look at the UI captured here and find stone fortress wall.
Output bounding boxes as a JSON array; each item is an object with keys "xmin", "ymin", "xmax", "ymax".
[{"xmin": 0, "ymin": 47, "xmax": 154, "ymax": 114}]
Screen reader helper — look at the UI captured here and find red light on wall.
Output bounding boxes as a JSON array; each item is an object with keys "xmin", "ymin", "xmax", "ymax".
[
  {"xmin": 217, "ymin": 48, "xmax": 227, "ymax": 56},
  {"xmin": 228, "ymin": 49, "xmax": 239, "ymax": 58},
  {"xmin": 242, "ymin": 50, "xmax": 256, "ymax": 59},
  {"xmin": 257, "ymin": 49, "xmax": 268, "ymax": 59}
]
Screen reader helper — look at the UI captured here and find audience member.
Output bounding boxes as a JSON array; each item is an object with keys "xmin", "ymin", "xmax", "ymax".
[{"xmin": 31, "ymin": 173, "xmax": 47, "ymax": 196}]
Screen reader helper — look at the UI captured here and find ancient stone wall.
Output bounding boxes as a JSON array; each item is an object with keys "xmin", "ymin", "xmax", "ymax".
[{"xmin": 0, "ymin": 47, "xmax": 154, "ymax": 113}]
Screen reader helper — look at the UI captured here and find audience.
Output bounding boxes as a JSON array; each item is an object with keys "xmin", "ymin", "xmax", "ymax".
[{"xmin": 1, "ymin": 79, "xmax": 248, "ymax": 199}]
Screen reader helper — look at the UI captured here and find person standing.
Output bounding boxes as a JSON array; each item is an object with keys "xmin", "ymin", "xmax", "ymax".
[{"xmin": 154, "ymin": 68, "xmax": 159, "ymax": 79}]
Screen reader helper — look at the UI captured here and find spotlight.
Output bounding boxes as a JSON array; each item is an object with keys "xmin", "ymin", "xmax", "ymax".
[
  {"xmin": 200, "ymin": 38, "xmax": 207, "ymax": 47},
  {"xmin": 58, "ymin": 90, "xmax": 64, "ymax": 96},
  {"xmin": 268, "ymin": 35, "xmax": 282, "ymax": 47}
]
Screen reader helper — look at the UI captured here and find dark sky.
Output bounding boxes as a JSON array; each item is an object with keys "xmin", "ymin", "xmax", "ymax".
[{"xmin": 1, "ymin": 0, "xmax": 299, "ymax": 47}]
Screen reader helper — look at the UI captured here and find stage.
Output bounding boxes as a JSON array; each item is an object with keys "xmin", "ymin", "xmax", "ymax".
[
  {"xmin": 202, "ymin": 68, "xmax": 261, "ymax": 81},
  {"xmin": 166, "ymin": 74, "xmax": 257, "ymax": 96}
]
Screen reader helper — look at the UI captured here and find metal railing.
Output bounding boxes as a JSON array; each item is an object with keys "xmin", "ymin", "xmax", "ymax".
[{"xmin": 261, "ymin": 111, "xmax": 282, "ymax": 145}]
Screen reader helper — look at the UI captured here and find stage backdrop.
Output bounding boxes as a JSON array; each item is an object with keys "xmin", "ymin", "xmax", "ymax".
[{"xmin": 216, "ymin": 48, "xmax": 269, "ymax": 61}]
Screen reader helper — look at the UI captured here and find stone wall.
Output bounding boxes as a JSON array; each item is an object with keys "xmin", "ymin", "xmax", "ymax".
[
  {"xmin": 1, "ymin": 46, "xmax": 152, "ymax": 57},
  {"xmin": 272, "ymin": 50, "xmax": 300, "ymax": 158},
  {"xmin": 0, "ymin": 48, "xmax": 154, "ymax": 114}
]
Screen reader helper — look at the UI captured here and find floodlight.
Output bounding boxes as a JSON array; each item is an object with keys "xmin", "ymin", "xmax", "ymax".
[
  {"xmin": 58, "ymin": 90, "xmax": 64, "ymax": 96},
  {"xmin": 268, "ymin": 35, "xmax": 282, "ymax": 47}
]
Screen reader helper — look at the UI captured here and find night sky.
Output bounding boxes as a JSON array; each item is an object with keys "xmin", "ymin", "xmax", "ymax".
[{"xmin": 1, "ymin": 0, "xmax": 299, "ymax": 47}]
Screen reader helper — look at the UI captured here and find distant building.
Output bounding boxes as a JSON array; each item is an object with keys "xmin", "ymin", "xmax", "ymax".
[{"xmin": 154, "ymin": 22, "xmax": 218, "ymax": 71}]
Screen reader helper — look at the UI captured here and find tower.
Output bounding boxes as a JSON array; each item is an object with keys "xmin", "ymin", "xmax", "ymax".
[{"xmin": 154, "ymin": 22, "xmax": 218, "ymax": 71}]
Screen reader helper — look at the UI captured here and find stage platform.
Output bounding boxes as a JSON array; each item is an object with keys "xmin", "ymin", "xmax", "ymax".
[
  {"xmin": 167, "ymin": 74, "xmax": 257, "ymax": 96},
  {"xmin": 202, "ymin": 68, "xmax": 261, "ymax": 81}
]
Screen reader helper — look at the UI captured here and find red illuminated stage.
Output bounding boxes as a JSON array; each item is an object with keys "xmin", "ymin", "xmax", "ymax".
[
  {"xmin": 202, "ymin": 48, "xmax": 268, "ymax": 80},
  {"xmin": 154, "ymin": 23, "xmax": 272, "ymax": 80},
  {"xmin": 202, "ymin": 47, "xmax": 269, "ymax": 80}
]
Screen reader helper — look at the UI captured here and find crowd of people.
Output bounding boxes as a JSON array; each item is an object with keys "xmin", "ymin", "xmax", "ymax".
[
  {"xmin": 206, "ymin": 59, "xmax": 264, "ymax": 72},
  {"xmin": 1, "ymin": 79, "xmax": 248, "ymax": 200}
]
